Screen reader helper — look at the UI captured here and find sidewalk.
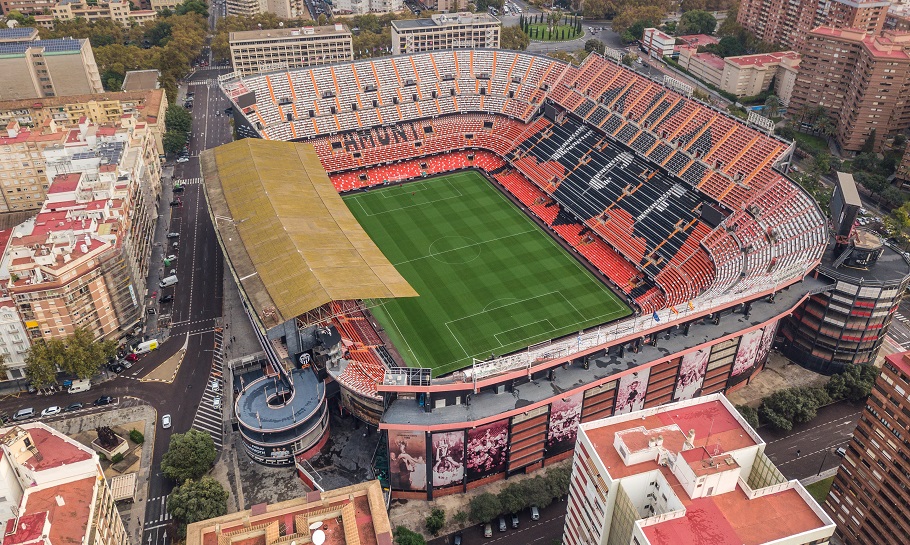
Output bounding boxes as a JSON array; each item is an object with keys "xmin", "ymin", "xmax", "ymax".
[{"xmin": 144, "ymin": 163, "xmax": 176, "ymax": 341}]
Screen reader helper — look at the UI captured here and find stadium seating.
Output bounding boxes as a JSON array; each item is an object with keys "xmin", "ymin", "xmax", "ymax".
[{"xmin": 222, "ymin": 48, "xmax": 829, "ymax": 380}]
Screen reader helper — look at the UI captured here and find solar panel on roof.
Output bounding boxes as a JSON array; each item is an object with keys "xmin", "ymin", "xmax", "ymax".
[{"xmin": 0, "ymin": 38, "xmax": 84, "ymax": 55}]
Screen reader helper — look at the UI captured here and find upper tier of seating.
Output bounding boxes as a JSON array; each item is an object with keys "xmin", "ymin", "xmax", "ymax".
[{"xmin": 222, "ymin": 49, "xmax": 828, "ymax": 308}]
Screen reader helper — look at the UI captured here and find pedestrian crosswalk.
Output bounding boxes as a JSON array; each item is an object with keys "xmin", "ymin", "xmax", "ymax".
[
  {"xmin": 191, "ymin": 327, "xmax": 226, "ymax": 448},
  {"xmin": 144, "ymin": 495, "xmax": 171, "ymax": 526},
  {"xmin": 189, "ymin": 78, "xmax": 218, "ymax": 86},
  {"xmin": 896, "ymin": 312, "xmax": 909, "ymax": 324},
  {"xmin": 175, "ymin": 177, "xmax": 203, "ymax": 186}
]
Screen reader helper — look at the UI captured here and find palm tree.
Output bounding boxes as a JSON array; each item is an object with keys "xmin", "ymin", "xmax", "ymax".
[{"xmin": 763, "ymin": 95, "xmax": 781, "ymax": 119}]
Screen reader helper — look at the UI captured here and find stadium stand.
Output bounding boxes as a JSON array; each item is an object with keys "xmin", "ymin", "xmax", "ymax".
[{"xmin": 221, "ymin": 48, "xmax": 829, "ymax": 385}]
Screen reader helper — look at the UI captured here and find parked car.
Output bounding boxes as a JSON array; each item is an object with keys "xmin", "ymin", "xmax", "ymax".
[
  {"xmin": 213, "ymin": 396, "xmax": 222, "ymax": 410},
  {"xmin": 483, "ymin": 524, "xmax": 492, "ymax": 538},
  {"xmin": 176, "ymin": 157, "xmax": 189, "ymax": 163},
  {"xmin": 162, "ymin": 414, "xmax": 171, "ymax": 428},
  {"xmin": 13, "ymin": 408, "xmax": 35, "ymax": 421},
  {"xmin": 125, "ymin": 353, "xmax": 139, "ymax": 362},
  {"xmin": 209, "ymin": 379, "xmax": 220, "ymax": 392},
  {"xmin": 173, "ymin": 184, "xmax": 185, "ymax": 193},
  {"xmin": 93, "ymin": 396, "xmax": 113, "ymax": 406},
  {"xmin": 170, "ymin": 199, "xmax": 182, "ymax": 206},
  {"xmin": 165, "ymin": 255, "xmax": 177, "ymax": 262},
  {"xmin": 498, "ymin": 516, "xmax": 507, "ymax": 532},
  {"xmin": 121, "ymin": 359, "xmax": 134, "ymax": 369},
  {"xmin": 530, "ymin": 506, "xmax": 540, "ymax": 520},
  {"xmin": 835, "ymin": 447, "xmax": 847, "ymax": 457},
  {"xmin": 159, "ymin": 294, "xmax": 174, "ymax": 303},
  {"xmin": 453, "ymin": 532, "xmax": 462, "ymax": 545},
  {"xmin": 511, "ymin": 514, "xmax": 519, "ymax": 528},
  {"xmin": 64, "ymin": 402, "xmax": 83, "ymax": 412},
  {"xmin": 167, "ymin": 232, "xmax": 180, "ymax": 239},
  {"xmin": 108, "ymin": 363, "xmax": 124, "ymax": 373},
  {"xmin": 41, "ymin": 406, "xmax": 61, "ymax": 417}
]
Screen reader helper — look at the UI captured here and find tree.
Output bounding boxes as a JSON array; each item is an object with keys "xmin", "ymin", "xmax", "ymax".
[
  {"xmin": 547, "ymin": 10, "xmax": 563, "ymax": 35},
  {"xmin": 498, "ymin": 482, "xmax": 528, "ymax": 515},
  {"xmin": 161, "ymin": 430, "xmax": 217, "ymax": 483},
  {"xmin": 759, "ymin": 387, "xmax": 830, "ymax": 432},
  {"xmin": 425, "ymin": 507, "xmax": 445, "ymax": 536},
  {"xmin": 854, "ymin": 171, "xmax": 889, "ymax": 196},
  {"xmin": 612, "ymin": 6, "xmax": 666, "ymax": 41},
  {"xmin": 167, "ymin": 477, "xmax": 228, "ymax": 534},
  {"xmin": 524, "ymin": 476, "xmax": 554, "ymax": 510},
  {"xmin": 826, "ymin": 364, "xmax": 879, "ymax": 403},
  {"xmin": 63, "ymin": 327, "xmax": 117, "ymax": 379},
  {"xmin": 393, "ymin": 526, "xmax": 426, "ymax": 545},
  {"xmin": 678, "ymin": 10, "xmax": 717, "ymax": 36},
  {"xmin": 175, "ymin": 0, "xmax": 208, "ymax": 17},
  {"xmin": 736, "ymin": 404, "xmax": 760, "ymax": 429},
  {"xmin": 881, "ymin": 186, "xmax": 906, "ymax": 208},
  {"xmin": 501, "ymin": 25, "xmax": 530, "ymax": 51},
  {"xmin": 24, "ymin": 339, "xmax": 65, "ymax": 388},
  {"xmin": 163, "ymin": 130, "xmax": 189, "ymax": 154},
  {"xmin": 469, "ymin": 493, "xmax": 501, "ymax": 523},
  {"xmin": 861, "ymin": 129, "xmax": 877, "ymax": 154},
  {"xmin": 166, "ymin": 104, "xmax": 193, "ymax": 134},
  {"xmin": 763, "ymin": 95, "xmax": 781, "ymax": 119},
  {"xmin": 545, "ymin": 465, "xmax": 572, "ymax": 499},
  {"xmin": 585, "ymin": 39, "xmax": 606, "ymax": 55}
]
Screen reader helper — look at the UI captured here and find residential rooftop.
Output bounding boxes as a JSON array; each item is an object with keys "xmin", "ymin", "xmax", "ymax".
[
  {"xmin": 578, "ymin": 394, "xmax": 835, "ymax": 545},
  {"xmin": 230, "ymin": 24, "xmax": 351, "ymax": 42},
  {"xmin": 121, "ymin": 69, "xmax": 160, "ymax": 92},
  {"xmin": 726, "ymin": 50, "xmax": 800, "ymax": 67},
  {"xmin": 392, "ymin": 12, "xmax": 500, "ymax": 30}
]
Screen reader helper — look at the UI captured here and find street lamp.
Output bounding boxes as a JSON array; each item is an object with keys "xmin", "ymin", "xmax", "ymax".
[{"xmin": 817, "ymin": 447, "xmax": 836, "ymax": 476}]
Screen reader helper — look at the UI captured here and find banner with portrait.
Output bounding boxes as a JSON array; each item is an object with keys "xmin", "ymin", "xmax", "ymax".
[
  {"xmin": 546, "ymin": 392, "xmax": 583, "ymax": 455},
  {"xmin": 466, "ymin": 420, "xmax": 509, "ymax": 480},
  {"xmin": 674, "ymin": 348, "xmax": 709, "ymax": 401},
  {"xmin": 432, "ymin": 430, "xmax": 465, "ymax": 488},
  {"xmin": 388, "ymin": 430, "xmax": 427, "ymax": 491},
  {"xmin": 754, "ymin": 323, "xmax": 777, "ymax": 369},
  {"xmin": 615, "ymin": 368, "xmax": 651, "ymax": 415},
  {"xmin": 731, "ymin": 329, "xmax": 763, "ymax": 377}
]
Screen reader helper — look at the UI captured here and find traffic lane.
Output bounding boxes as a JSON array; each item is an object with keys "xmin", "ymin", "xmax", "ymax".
[
  {"xmin": 429, "ymin": 500, "xmax": 567, "ymax": 545},
  {"xmin": 764, "ymin": 400, "xmax": 862, "ymax": 480}
]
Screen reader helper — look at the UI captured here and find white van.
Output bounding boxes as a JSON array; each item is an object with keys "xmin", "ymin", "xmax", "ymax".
[
  {"xmin": 134, "ymin": 339, "xmax": 159, "ymax": 354},
  {"xmin": 68, "ymin": 379, "xmax": 91, "ymax": 393},
  {"xmin": 159, "ymin": 275, "xmax": 178, "ymax": 288},
  {"xmin": 13, "ymin": 408, "xmax": 35, "ymax": 421}
]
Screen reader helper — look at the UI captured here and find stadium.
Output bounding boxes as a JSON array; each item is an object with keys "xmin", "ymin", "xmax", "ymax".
[{"xmin": 203, "ymin": 48, "xmax": 907, "ymax": 497}]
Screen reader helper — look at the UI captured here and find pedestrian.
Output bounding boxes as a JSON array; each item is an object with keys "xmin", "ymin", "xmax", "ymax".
[{"xmin": 796, "ymin": 449, "xmax": 801, "ymax": 457}]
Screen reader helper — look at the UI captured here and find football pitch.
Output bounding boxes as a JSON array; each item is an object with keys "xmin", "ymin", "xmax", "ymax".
[{"xmin": 344, "ymin": 171, "xmax": 631, "ymax": 376}]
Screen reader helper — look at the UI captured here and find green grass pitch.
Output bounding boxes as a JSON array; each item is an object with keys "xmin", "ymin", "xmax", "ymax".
[{"xmin": 344, "ymin": 171, "xmax": 631, "ymax": 376}]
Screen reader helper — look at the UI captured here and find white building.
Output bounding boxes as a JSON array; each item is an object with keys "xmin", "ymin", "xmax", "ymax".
[
  {"xmin": 0, "ymin": 423, "xmax": 130, "ymax": 545},
  {"xmin": 0, "ymin": 298, "xmax": 29, "ymax": 380},
  {"xmin": 563, "ymin": 393, "xmax": 836, "ymax": 545},
  {"xmin": 229, "ymin": 25, "xmax": 354, "ymax": 77},
  {"xmin": 642, "ymin": 27, "xmax": 675, "ymax": 59},
  {"xmin": 333, "ymin": 0, "xmax": 402, "ymax": 15},
  {"xmin": 391, "ymin": 13, "xmax": 500, "ymax": 55}
]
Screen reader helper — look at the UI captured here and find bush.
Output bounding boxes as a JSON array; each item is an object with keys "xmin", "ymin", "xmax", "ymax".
[
  {"xmin": 111, "ymin": 453, "xmax": 125, "ymax": 464},
  {"xmin": 130, "ymin": 429, "xmax": 144, "ymax": 444},
  {"xmin": 97, "ymin": 452, "xmax": 107, "ymax": 461},
  {"xmin": 736, "ymin": 404, "xmax": 760, "ymax": 429},
  {"xmin": 469, "ymin": 493, "xmax": 501, "ymax": 523},
  {"xmin": 393, "ymin": 526, "xmax": 426, "ymax": 545},
  {"xmin": 453, "ymin": 511, "xmax": 468, "ymax": 525},
  {"xmin": 425, "ymin": 508, "xmax": 445, "ymax": 536}
]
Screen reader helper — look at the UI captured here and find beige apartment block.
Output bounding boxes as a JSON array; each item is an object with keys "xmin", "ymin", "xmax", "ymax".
[
  {"xmin": 0, "ymin": 121, "xmax": 67, "ymax": 214},
  {"xmin": 150, "ymin": 0, "xmax": 181, "ymax": 9},
  {"xmin": 331, "ymin": 0, "xmax": 402, "ymax": 15},
  {"xmin": 33, "ymin": 0, "xmax": 158, "ymax": 29},
  {"xmin": 0, "ymin": 38, "xmax": 103, "ymax": 101},
  {"xmin": 791, "ymin": 27, "xmax": 910, "ymax": 153},
  {"xmin": 0, "ymin": 88, "xmax": 168, "ymax": 155},
  {"xmin": 737, "ymin": 0, "xmax": 890, "ymax": 52},
  {"xmin": 679, "ymin": 49, "xmax": 801, "ymax": 105},
  {"xmin": 229, "ymin": 24, "xmax": 353, "ymax": 76},
  {"xmin": 225, "ymin": 0, "xmax": 306, "ymax": 17},
  {"xmin": 0, "ymin": 424, "xmax": 130, "ymax": 545},
  {"xmin": 391, "ymin": 12, "xmax": 501, "ymax": 55}
]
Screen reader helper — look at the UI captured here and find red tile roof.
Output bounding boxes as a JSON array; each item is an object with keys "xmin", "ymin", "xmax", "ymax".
[
  {"xmin": 23, "ymin": 427, "xmax": 93, "ymax": 472},
  {"xmin": 15, "ymin": 476, "xmax": 96, "ymax": 545},
  {"xmin": 3, "ymin": 512, "xmax": 48, "ymax": 545},
  {"xmin": 48, "ymin": 173, "xmax": 81, "ymax": 194}
]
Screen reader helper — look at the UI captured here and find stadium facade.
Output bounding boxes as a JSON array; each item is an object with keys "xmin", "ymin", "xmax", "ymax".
[{"xmin": 208, "ymin": 49, "xmax": 909, "ymax": 497}]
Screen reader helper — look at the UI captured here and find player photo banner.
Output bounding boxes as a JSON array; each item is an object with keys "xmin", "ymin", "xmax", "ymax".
[
  {"xmin": 466, "ymin": 419, "xmax": 509, "ymax": 480},
  {"xmin": 389, "ymin": 430, "xmax": 427, "ymax": 491},
  {"xmin": 731, "ymin": 329, "xmax": 763, "ymax": 377},
  {"xmin": 674, "ymin": 349, "xmax": 709, "ymax": 401},
  {"xmin": 546, "ymin": 391, "xmax": 583, "ymax": 455},
  {"xmin": 432, "ymin": 430, "xmax": 465, "ymax": 488},
  {"xmin": 615, "ymin": 368, "xmax": 651, "ymax": 415},
  {"xmin": 755, "ymin": 323, "xmax": 776, "ymax": 369}
]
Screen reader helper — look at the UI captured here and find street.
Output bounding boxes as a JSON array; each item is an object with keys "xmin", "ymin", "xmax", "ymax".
[
  {"xmin": 429, "ymin": 501, "xmax": 567, "ymax": 545},
  {"xmin": 763, "ymin": 400, "xmax": 862, "ymax": 481}
]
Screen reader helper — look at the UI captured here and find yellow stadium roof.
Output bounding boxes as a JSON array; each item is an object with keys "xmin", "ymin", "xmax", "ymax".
[{"xmin": 201, "ymin": 139, "xmax": 417, "ymax": 330}]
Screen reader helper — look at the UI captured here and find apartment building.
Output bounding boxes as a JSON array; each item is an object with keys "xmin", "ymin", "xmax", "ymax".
[
  {"xmin": 642, "ymin": 27, "xmax": 676, "ymax": 59},
  {"xmin": 150, "ymin": 0, "xmax": 181, "ymax": 9},
  {"xmin": 825, "ymin": 350, "xmax": 910, "ymax": 543},
  {"xmin": 896, "ymin": 144, "xmax": 910, "ymax": 187},
  {"xmin": 0, "ymin": 423, "xmax": 129, "ymax": 545},
  {"xmin": 423, "ymin": 0, "xmax": 468, "ymax": 12},
  {"xmin": 678, "ymin": 49, "xmax": 801, "ymax": 104},
  {"xmin": 1, "ymin": 118, "xmax": 160, "ymax": 342},
  {"xmin": 33, "ymin": 0, "xmax": 158, "ymax": 29},
  {"xmin": 225, "ymin": 0, "xmax": 306, "ymax": 18},
  {"xmin": 563, "ymin": 393, "xmax": 836, "ymax": 545},
  {"xmin": 187, "ymin": 481, "xmax": 391, "ymax": 545},
  {"xmin": 332, "ymin": 0, "xmax": 402, "ymax": 15},
  {"xmin": 0, "ymin": 121, "xmax": 68, "ymax": 214},
  {"xmin": 0, "ymin": 37, "xmax": 103, "ymax": 101},
  {"xmin": 0, "ymin": 289, "xmax": 30, "ymax": 381},
  {"xmin": 229, "ymin": 25, "xmax": 353, "ymax": 77},
  {"xmin": 0, "ymin": 88, "xmax": 168, "ymax": 155},
  {"xmin": 0, "ymin": 0, "xmax": 56, "ymax": 15},
  {"xmin": 737, "ymin": 0, "xmax": 890, "ymax": 52},
  {"xmin": 391, "ymin": 13, "xmax": 500, "ymax": 55},
  {"xmin": 886, "ymin": 3, "xmax": 910, "ymax": 31},
  {"xmin": 790, "ymin": 27, "xmax": 910, "ymax": 153}
]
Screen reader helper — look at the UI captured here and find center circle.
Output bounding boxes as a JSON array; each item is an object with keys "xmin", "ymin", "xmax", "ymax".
[{"xmin": 428, "ymin": 236, "xmax": 482, "ymax": 264}]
